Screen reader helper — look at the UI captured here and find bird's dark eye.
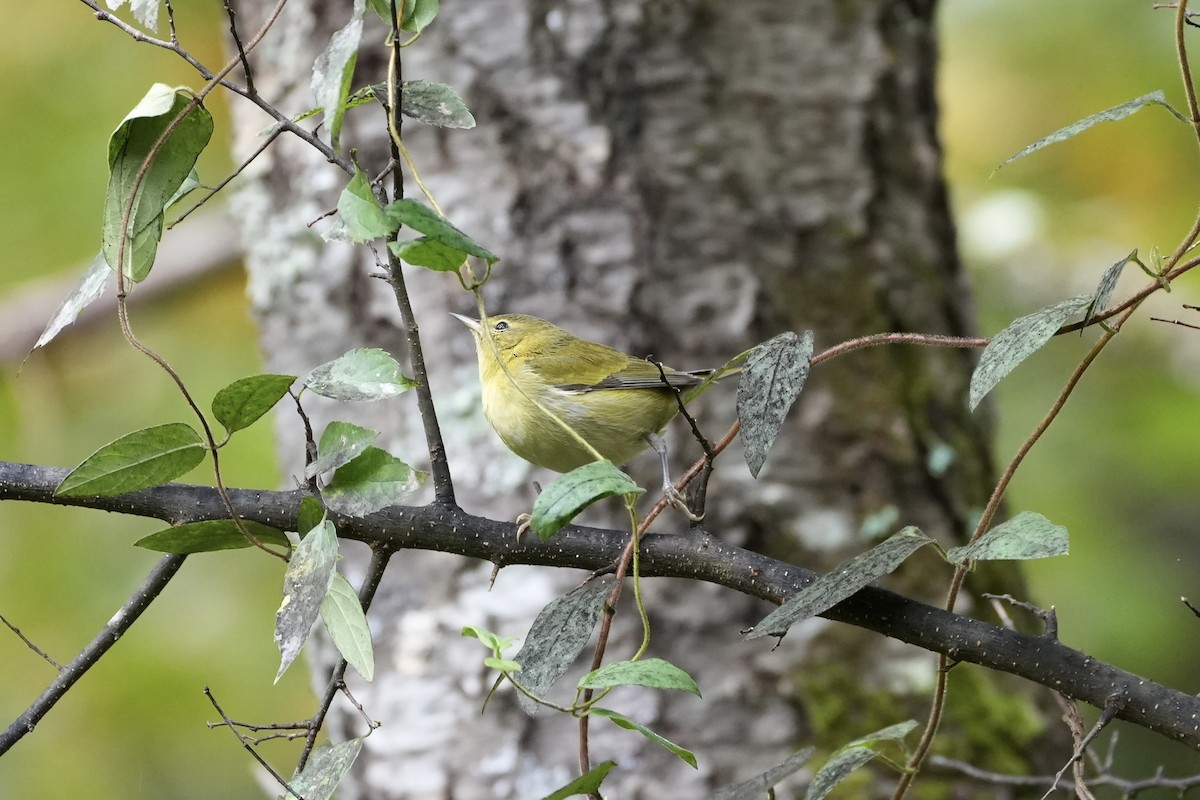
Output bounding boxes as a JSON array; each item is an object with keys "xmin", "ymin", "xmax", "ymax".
[{"xmin": 494, "ymin": 320, "xmax": 509, "ymax": 332}]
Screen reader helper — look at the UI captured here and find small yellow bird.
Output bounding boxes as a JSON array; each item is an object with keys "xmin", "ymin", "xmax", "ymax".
[{"xmin": 453, "ymin": 313, "xmax": 716, "ymax": 494}]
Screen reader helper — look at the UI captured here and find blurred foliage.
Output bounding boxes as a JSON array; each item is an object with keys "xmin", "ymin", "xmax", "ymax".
[
  {"xmin": 942, "ymin": 0, "xmax": 1200, "ymax": 788},
  {"xmin": 0, "ymin": 4, "xmax": 312, "ymax": 800},
  {"xmin": 3, "ymin": 1, "xmax": 1200, "ymax": 798}
]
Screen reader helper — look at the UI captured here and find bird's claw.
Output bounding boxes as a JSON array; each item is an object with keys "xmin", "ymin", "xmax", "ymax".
[{"xmin": 663, "ymin": 483, "xmax": 704, "ymax": 522}]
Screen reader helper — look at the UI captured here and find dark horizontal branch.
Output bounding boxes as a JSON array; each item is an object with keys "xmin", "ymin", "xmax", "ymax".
[{"xmin": 3, "ymin": 459, "xmax": 1199, "ymax": 751}]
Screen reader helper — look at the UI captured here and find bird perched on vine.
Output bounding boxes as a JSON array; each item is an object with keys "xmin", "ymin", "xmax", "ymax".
[{"xmin": 452, "ymin": 312, "xmax": 722, "ymax": 512}]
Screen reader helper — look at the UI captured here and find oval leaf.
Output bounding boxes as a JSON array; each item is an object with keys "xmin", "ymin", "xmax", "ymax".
[
  {"xmin": 579, "ymin": 657, "xmax": 700, "ymax": 696},
  {"xmin": 310, "ymin": 0, "xmax": 366, "ymax": 152},
  {"xmin": 513, "ymin": 577, "xmax": 614, "ymax": 716},
  {"xmin": 969, "ymin": 295, "xmax": 1092, "ymax": 411},
  {"xmin": 104, "ymin": 84, "xmax": 214, "ymax": 283},
  {"xmin": 323, "ymin": 446, "xmax": 425, "ymax": 517},
  {"xmin": 212, "ymin": 374, "xmax": 296, "ymax": 435},
  {"xmin": 588, "ymin": 707, "xmax": 697, "ymax": 769},
  {"xmin": 135, "ymin": 520, "xmax": 290, "ymax": 553},
  {"xmin": 334, "ymin": 166, "xmax": 394, "ymax": 244},
  {"xmin": 997, "ymin": 91, "xmax": 1188, "ymax": 172},
  {"xmin": 306, "ymin": 421, "xmax": 380, "ymax": 479},
  {"xmin": 400, "ymin": 80, "xmax": 475, "ymax": 129},
  {"xmin": 320, "ymin": 571, "xmax": 374, "ymax": 682},
  {"xmin": 945, "ymin": 511, "xmax": 1068, "ymax": 564},
  {"xmin": 286, "ymin": 738, "xmax": 364, "ymax": 800},
  {"xmin": 530, "ymin": 461, "xmax": 643, "ymax": 541},
  {"xmin": 737, "ymin": 331, "xmax": 814, "ymax": 478},
  {"xmin": 399, "ymin": 0, "xmax": 439, "ymax": 33},
  {"xmin": 385, "ymin": 199, "xmax": 499, "ymax": 263},
  {"xmin": 387, "ymin": 236, "xmax": 468, "ymax": 271},
  {"xmin": 304, "ymin": 348, "xmax": 415, "ymax": 401},
  {"xmin": 55, "ymin": 422, "xmax": 205, "ymax": 497},
  {"xmin": 275, "ymin": 520, "xmax": 339, "ymax": 682},
  {"xmin": 746, "ymin": 527, "xmax": 934, "ymax": 639}
]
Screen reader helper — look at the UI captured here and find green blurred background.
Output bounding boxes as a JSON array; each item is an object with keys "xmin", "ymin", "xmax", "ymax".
[{"xmin": 2, "ymin": 1, "xmax": 1200, "ymax": 797}]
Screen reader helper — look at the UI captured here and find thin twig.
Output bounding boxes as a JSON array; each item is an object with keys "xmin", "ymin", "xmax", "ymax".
[
  {"xmin": 0, "ymin": 613, "xmax": 64, "ymax": 670},
  {"xmin": 169, "ymin": 127, "xmax": 284, "ymax": 228},
  {"xmin": 206, "ymin": 686, "xmax": 304, "ymax": 799},
  {"xmin": 79, "ymin": 0, "xmax": 352, "ymax": 176},
  {"xmin": 223, "ymin": 0, "xmax": 256, "ymax": 95},
  {"xmin": 381, "ymin": 0, "xmax": 456, "ymax": 504},
  {"xmin": 0, "ymin": 554, "xmax": 187, "ymax": 755}
]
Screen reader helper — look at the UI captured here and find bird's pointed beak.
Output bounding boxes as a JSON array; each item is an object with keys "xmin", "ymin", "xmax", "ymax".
[{"xmin": 450, "ymin": 312, "xmax": 482, "ymax": 333}]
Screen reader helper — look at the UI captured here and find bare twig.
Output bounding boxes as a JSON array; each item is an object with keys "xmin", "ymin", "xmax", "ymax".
[
  {"xmin": 206, "ymin": 687, "xmax": 304, "ymax": 799},
  {"xmin": 0, "ymin": 613, "xmax": 64, "ymax": 670},
  {"xmin": 380, "ymin": 0, "xmax": 456, "ymax": 504},
  {"xmin": 0, "ymin": 554, "xmax": 188, "ymax": 754}
]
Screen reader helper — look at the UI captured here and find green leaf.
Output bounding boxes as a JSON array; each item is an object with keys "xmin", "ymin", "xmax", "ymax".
[
  {"xmin": 711, "ymin": 748, "xmax": 814, "ymax": 800},
  {"xmin": 737, "ymin": 331, "xmax": 814, "ymax": 478},
  {"xmin": 307, "ymin": 421, "xmax": 380, "ymax": 479},
  {"xmin": 323, "ymin": 446, "xmax": 425, "ymax": 517},
  {"xmin": 530, "ymin": 461, "xmax": 643, "ymax": 540},
  {"xmin": 540, "ymin": 761, "xmax": 617, "ymax": 800},
  {"xmin": 969, "ymin": 295, "xmax": 1093, "ymax": 411},
  {"xmin": 805, "ymin": 721, "xmax": 917, "ymax": 800},
  {"xmin": 275, "ymin": 520, "xmax": 339, "ymax": 682},
  {"xmin": 746, "ymin": 527, "xmax": 934, "ymax": 639},
  {"xmin": 579, "ymin": 658, "xmax": 700, "ymax": 696},
  {"xmin": 588, "ymin": 707, "xmax": 697, "ymax": 768},
  {"xmin": 1083, "ymin": 250, "xmax": 1136, "ymax": 329},
  {"xmin": 385, "ymin": 199, "xmax": 499, "ymax": 263},
  {"xmin": 388, "ymin": 236, "xmax": 468, "ymax": 271},
  {"xmin": 285, "ymin": 738, "xmax": 364, "ymax": 800},
  {"xmin": 33, "ymin": 252, "xmax": 115, "ymax": 352},
  {"xmin": 483, "ymin": 657, "xmax": 522, "ymax": 672},
  {"xmin": 400, "ymin": 80, "xmax": 474, "ymax": 129},
  {"xmin": 298, "ymin": 495, "xmax": 326, "ymax": 536},
  {"xmin": 55, "ymin": 422, "xmax": 206, "ymax": 497},
  {"xmin": 334, "ymin": 167, "xmax": 395, "ymax": 244},
  {"xmin": 513, "ymin": 577, "xmax": 614, "ymax": 716},
  {"xmin": 304, "ymin": 348, "xmax": 416, "ymax": 401},
  {"xmin": 320, "ymin": 571, "xmax": 374, "ymax": 681},
  {"xmin": 310, "ymin": 0, "xmax": 366, "ymax": 152},
  {"xmin": 135, "ymin": 520, "xmax": 290, "ymax": 553},
  {"xmin": 400, "ymin": 0, "xmax": 439, "ymax": 32},
  {"xmin": 104, "ymin": 84, "xmax": 213, "ymax": 283},
  {"xmin": 461, "ymin": 625, "xmax": 519, "ymax": 656},
  {"xmin": 997, "ymin": 91, "xmax": 1188, "ymax": 171},
  {"xmin": 945, "ymin": 511, "xmax": 1068, "ymax": 564},
  {"xmin": 212, "ymin": 374, "xmax": 296, "ymax": 435}
]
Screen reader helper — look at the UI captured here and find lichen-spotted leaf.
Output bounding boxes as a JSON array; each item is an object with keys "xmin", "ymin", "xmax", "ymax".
[
  {"xmin": 969, "ymin": 295, "xmax": 1092, "ymax": 411},
  {"xmin": 737, "ymin": 331, "xmax": 814, "ymax": 478},
  {"xmin": 746, "ymin": 527, "xmax": 933, "ymax": 639}
]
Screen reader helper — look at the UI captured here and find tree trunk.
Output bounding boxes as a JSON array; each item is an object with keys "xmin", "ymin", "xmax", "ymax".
[{"xmin": 229, "ymin": 0, "xmax": 1059, "ymax": 796}]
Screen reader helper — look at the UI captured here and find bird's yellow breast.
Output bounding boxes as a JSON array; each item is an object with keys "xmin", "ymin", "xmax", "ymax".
[{"xmin": 478, "ymin": 358, "xmax": 679, "ymax": 473}]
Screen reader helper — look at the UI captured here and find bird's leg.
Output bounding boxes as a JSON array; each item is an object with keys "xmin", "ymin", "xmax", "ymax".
[{"xmin": 647, "ymin": 433, "xmax": 704, "ymax": 521}]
